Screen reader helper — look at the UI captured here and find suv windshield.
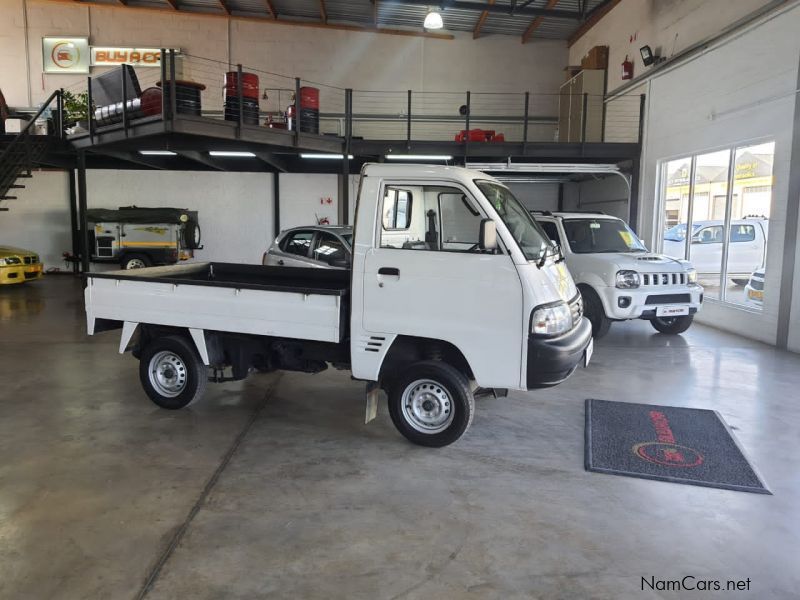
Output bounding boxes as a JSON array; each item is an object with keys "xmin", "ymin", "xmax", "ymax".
[
  {"xmin": 664, "ymin": 223, "xmax": 700, "ymax": 242},
  {"xmin": 562, "ymin": 218, "xmax": 647, "ymax": 254},
  {"xmin": 475, "ymin": 181, "xmax": 551, "ymax": 262}
]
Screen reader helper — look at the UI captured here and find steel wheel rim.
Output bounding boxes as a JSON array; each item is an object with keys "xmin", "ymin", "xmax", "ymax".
[
  {"xmin": 401, "ymin": 378, "xmax": 455, "ymax": 434},
  {"xmin": 149, "ymin": 351, "xmax": 187, "ymax": 398},
  {"xmin": 126, "ymin": 258, "xmax": 147, "ymax": 269}
]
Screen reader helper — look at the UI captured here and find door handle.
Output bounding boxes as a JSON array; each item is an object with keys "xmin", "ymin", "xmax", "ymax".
[{"xmin": 378, "ymin": 267, "xmax": 400, "ymax": 276}]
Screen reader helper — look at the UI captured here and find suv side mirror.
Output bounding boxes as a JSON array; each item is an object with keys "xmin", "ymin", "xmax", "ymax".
[
  {"xmin": 329, "ymin": 256, "xmax": 351, "ymax": 268},
  {"xmin": 479, "ymin": 219, "xmax": 497, "ymax": 251}
]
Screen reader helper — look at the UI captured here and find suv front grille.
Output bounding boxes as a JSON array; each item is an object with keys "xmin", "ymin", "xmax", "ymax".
[
  {"xmin": 645, "ymin": 293, "xmax": 691, "ymax": 305},
  {"xmin": 641, "ymin": 272, "xmax": 686, "ymax": 286}
]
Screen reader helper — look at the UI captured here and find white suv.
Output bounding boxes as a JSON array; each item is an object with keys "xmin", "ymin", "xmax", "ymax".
[{"xmin": 535, "ymin": 212, "xmax": 703, "ymax": 337}]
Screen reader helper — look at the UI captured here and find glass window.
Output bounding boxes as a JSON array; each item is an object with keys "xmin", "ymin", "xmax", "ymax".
[
  {"xmin": 562, "ymin": 218, "xmax": 647, "ymax": 254},
  {"xmin": 382, "ymin": 188, "xmax": 413, "ymax": 230},
  {"xmin": 475, "ymin": 181, "xmax": 550, "ymax": 262},
  {"xmin": 379, "ymin": 185, "xmax": 495, "ymax": 254},
  {"xmin": 283, "ymin": 230, "xmax": 313, "ymax": 257},
  {"xmin": 539, "ymin": 221, "xmax": 561, "ymax": 246},
  {"xmin": 312, "ymin": 232, "xmax": 348, "ymax": 265},
  {"xmin": 661, "ymin": 156, "xmax": 692, "ymax": 257}
]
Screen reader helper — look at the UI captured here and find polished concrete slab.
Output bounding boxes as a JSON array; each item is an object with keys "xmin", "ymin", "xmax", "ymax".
[{"xmin": 1, "ymin": 277, "xmax": 798, "ymax": 599}]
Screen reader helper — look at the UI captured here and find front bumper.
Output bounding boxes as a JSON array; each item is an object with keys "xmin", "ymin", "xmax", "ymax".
[
  {"xmin": 526, "ymin": 317, "xmax": 592, "ymax": 389},
  {"xmin": 0, "ymin": 264, "xmax": 43, "ymax": 285},
  {"xmin": 596, "ymin": 284, "xmax": 703, "ymax": 320}
]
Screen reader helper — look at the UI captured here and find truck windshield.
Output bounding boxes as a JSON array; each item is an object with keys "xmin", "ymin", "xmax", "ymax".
[
  {"xmin": 475, "ymin": 181, "xmax": 551, "ymax": 262},
  {"xmin": 562, "ymin": 219, "xmax": 647, "ymax": 253}
]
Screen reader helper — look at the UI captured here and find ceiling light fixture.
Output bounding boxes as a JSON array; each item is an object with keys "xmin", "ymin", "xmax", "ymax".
[
  {"xmin": 423, "ymin": 8, "xmax": 444, "ymax": 30},
  {"xmin": 139, "ymin": 150, "xmax": 176, "ymax": 156},
  {"xmin": 300, "ymin": 153, "xmax": 355, "ymax": 159},
  {"xmin": 385, "ymin": 154, "xmax": 453, "ymax": 161},
  {"xmin": 209, "ymin": 151, "xmax": 256, "ymax": 157}
]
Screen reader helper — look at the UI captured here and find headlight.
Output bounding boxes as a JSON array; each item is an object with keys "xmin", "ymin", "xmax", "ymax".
[
  {"xmin": 531, "ymin": 301, "xmax": 572, "ymax": 337},
  {"xmin": 0, "ymin": 259, "xmax": 6, "ymax": 266},
  {"xmin": 615, "ymin": 270, "xmax": 640, "ymax": 289},
  {"xmin": 0, "ymin": 257, "xmax": 20, "ymax": 266},
  {"xmin": 687, "ymin": 268, "xmax": 698, "ymax": 284}
]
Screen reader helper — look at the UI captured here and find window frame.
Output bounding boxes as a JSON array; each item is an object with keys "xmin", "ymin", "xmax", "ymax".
[
  {"xmin": 281, "ymin": 229, "xmax": 315, "ymax": 258},
  {"xmin": 382, "ymin": 187, "xmax": 414, "ymax": 231}
]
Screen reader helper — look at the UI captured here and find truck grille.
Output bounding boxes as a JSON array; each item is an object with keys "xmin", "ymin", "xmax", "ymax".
[
  {"xmin": 645, "ymin": 294, "xmax": 691, "ymax": 305},
  {"xmin": 23, "ymin": 256, "xmax": 37, "ymax": 265},
  {"xmin": 570, "ymin": 294, "xmax": 583, "ymax": 325},
  {"xmin": 641, "ymin": 272, "xmax": 686, "ymax": 286}
]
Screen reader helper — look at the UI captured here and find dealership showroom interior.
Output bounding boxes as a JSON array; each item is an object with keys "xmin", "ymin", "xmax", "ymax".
[{"xmin": 2, "ymin": 0, "xmax": 800, "ymax": 597}]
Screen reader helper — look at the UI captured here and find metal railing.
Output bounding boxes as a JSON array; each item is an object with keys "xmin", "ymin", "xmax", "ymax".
[{"xmin": 63, "ymin": 50, "xmax": 645, "ymax": 147}]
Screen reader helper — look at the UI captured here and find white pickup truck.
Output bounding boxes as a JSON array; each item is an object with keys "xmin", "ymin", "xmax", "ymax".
[
  {"xmin": 535, "ymin": 212, "xmax": 703, "ymax": 337},
  {"xmin": 85, "ymin": 165, "xmax": 592, "ymax": 447}
]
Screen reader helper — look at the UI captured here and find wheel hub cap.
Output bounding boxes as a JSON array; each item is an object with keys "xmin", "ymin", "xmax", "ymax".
[
  {"xmin": 149, "ymin": 351, "xmax": 187, "ymax": 398},
  {"xmin": 401, "ymin": 379, "xmax": 455, "ymax": 434}
]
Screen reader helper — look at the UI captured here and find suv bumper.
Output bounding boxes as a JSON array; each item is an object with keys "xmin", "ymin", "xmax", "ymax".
[
  {"xmin": 526, "ymin": 317, "xmax": 592, "ymax": 389},
  {"xmin": 0, "ymin": 264, "xmax": 43, "ymax": 285},
  {"xmin": 597, "ymin": 284, "xmax": 703, "ymax": 320}
]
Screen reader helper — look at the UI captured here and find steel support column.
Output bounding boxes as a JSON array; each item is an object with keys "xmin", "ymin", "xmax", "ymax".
[
  {"xmin": 77, "ymin": 151, "xmax": 90, "ymax": 279},
  {"xmin": 68, "ymin": 168, "xmax": 79, "ymax": 274},
  {"xmin": 273, "ymin": 172, "xmax": 281, "ymax": 239}
]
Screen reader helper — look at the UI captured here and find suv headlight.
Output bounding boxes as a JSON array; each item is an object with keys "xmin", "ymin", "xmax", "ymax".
[
  {"xmin": 615, "ymin": 270, "xmax": 640, "ymax": 289},
  {"xmin": 0, "ymin": 259, "xmax": 6, "ymax": 266},
  {"xmin": 531, "ymin": 301, "xmax": 572, "ymax": 337},
  {"xmin": 687, "ymin": 268, "xmax": 698, "ymax": 284}
]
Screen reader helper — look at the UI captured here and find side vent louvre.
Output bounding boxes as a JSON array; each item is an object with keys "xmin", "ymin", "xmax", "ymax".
[{"xmin": 365, "ymin": 336, "xmax": 385, "ymax": 353}]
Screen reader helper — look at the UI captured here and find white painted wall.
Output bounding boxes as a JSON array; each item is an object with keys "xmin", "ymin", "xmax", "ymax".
[
  {"xmin": 569, "ymin": 0, "xmax": 772, "ymax": 93},
  {"xmin": 278, "ymin": 174, "xmax": 339, "ymax": 231},
  {"xmin": 0, "ymin": 170, "xmax": 274, "ymax": 269},
  {"xmin": 637, "ymin": 4, "xmax": 800, "ymax": 347}
]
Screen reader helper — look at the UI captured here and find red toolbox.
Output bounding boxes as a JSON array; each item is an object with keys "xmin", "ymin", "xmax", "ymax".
[{"xmin": 455, "ymin": 129, "xmax": 505, "ymax": 142}]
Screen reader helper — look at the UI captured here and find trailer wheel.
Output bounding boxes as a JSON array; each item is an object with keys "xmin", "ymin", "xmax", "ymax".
[
  {"xmin": 387, "ymin": 360, "xmax": 474, "ymax": 448},
  {"xmin": 139, "ymin": 335, "xmax": 208, "ymax": 409},
  {"xmin": 122, "ymin": 254, "xmax": 152, "ymax": 270}
]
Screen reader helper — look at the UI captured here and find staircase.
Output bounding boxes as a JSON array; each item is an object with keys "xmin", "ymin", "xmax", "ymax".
[
  {"xmin": 0, "ymin": 134, "xmax": 54, "ymax": 212},
  {"xmin": 0, "ymin": 89, "xmax": 64, "ymax": 212}
]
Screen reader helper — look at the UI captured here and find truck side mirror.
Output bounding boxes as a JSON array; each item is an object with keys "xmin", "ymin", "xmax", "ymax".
[{"xmin": 479, "ymin": 219, "xmax": 497, "ymax": 251}]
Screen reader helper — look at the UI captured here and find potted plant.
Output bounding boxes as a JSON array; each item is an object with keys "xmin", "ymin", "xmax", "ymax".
[{"xmin": 62, "ymin": 90, "xmax": 90, "ymax": 133}]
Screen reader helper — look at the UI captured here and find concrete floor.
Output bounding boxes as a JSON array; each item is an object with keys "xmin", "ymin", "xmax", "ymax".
[{"xmin": 1, "ymin": 276, "xmax": 798, "ymax": 599}]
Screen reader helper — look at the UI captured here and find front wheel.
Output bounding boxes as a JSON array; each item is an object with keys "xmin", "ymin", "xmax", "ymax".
[
  {"xmin": 650, "ymin": 314, "xmax": 694, "ymax": 335},
  {"xmin": 122, "ymin": 253, "xmax": 152, "ymax": 270},
  {"xmin": 581, "ymin": 286, "xmax": 611, "ymax": 338},
  {"xmin": 139, "ymin": 335, "xmax": 208, "ymax": 409},
  {"xmin": 387, "ymin": 361, "xmax": 474, "ymax": 448}
]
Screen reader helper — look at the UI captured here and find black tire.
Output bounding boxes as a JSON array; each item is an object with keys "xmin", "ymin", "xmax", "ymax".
[
  {"xmin": 650, "ymin": 314, "xmax": 694, "ymax": 335},
  {"xmin": 138, "ymin": 335, "xmax": 208, "ymax": 409},
  {"xmin": 580, "ymin": 286, "xmax": 611, "ymax": 338},
  {"xmin": 122, "ymin": 253, "xmax": 152, "ymax": 270},
  {"xmin": 183, "ymin": 221, "xmax": 202, "ymax": 250},
  {"xmin": 387, "ymin": 360, "xmax": 474, "ymax": 448}
]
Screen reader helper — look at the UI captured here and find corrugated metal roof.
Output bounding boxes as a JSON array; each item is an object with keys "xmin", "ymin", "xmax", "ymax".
[{"xmin": 115, "ymin": 0, "xmax": 608, "ymax": 40}]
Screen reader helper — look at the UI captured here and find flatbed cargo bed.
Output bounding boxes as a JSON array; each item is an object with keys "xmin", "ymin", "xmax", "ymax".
[{"xmin": 86, "ymin": 262, "xmax": 349, "ymax": 343}]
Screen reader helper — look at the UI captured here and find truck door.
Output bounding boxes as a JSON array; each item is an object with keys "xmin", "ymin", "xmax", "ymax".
[
  {"xmin": 727, "ymin": 223, "xmax": 762, "ymax": 275},
  {"xmin": 362, "ymin": 182, "xmax": 524, "ymax": 388}
]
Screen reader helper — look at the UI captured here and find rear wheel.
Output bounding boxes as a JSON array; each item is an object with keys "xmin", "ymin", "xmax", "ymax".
[
  {"xmin": 387, "ymin": 360, "xmax": 474, "ymax": 448},
  {"xmin": 122, "ymin": 253, "xmax": 152, "ymax": 270},
  {"xmin": 650, "ymin": 314, "xmax": 694, "ymax": 335},
  {"xmin": 139, "ymin": 335, "xmax": 208, "ymax": 409},
  {"xmin": 581, "ymin": 286, "xmax": 611, "ymax": 338}
]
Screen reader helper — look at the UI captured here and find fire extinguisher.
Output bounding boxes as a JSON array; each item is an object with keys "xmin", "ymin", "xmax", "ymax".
[
  {"xmin": 621, "ymin": 55, "xmax": 634, "ymax": 80},
  {"xmin": 286, "ymin": 94, "xmax": 296, "ymax": 131}
]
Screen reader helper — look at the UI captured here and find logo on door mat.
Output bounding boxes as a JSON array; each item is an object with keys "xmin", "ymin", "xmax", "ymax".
[{"xmin": 632, "ymin": 410, "xmax": 704, "ymax": 468}]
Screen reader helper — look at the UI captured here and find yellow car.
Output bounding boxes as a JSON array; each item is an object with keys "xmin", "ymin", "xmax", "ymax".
[{"xmin": 0, "ymin": 246, "xmax": 44, "ymax": 285}]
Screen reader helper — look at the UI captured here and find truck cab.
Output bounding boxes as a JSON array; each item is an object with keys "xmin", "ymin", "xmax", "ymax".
[{"xmin": 85, "ymin": 165, "xmax": 591, "ymax": 447}]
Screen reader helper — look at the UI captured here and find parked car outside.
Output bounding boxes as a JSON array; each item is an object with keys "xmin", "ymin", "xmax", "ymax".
[
  {"xmin": 662, "ymin": 218, "xmax": 768, "ymax": 285},
  {"xmin": 263, "ymin": 225, "xmax": 353, "ymax": 269},
  {"xmin": 0, "ymin": 246, "xmax": 43, "ymax": 285},
  {"xmin": 535, "ymin": 212, "xmax": 703, "ymax": 337},
  {"xmin": 744, "ymin": 267, "xmax": 765, "ymax": 308}
]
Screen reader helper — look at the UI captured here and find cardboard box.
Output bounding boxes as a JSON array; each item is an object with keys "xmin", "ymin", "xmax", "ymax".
[{"xmin": 581, "ymin": 45, "xmax": 609, "ymax": 70}]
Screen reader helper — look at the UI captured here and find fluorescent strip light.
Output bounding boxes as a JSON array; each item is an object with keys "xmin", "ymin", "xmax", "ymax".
[
  {"xmin": 139, "ymin": 150, "xmax": 176, "ymax": 156},
  {"xmin": 385, "ymin": 154, "xmax": 453, "ymax": 161},
  {"xmin": 209, "ymin": 151, "xmax": 256, "ymax": 157},
  {"xmin": 300, "ymin": 153, "xmax": 354, "ymax": 159},
  {"xmin": 467, "ymin": 162, "xmax": 620, "ymax": 173}
]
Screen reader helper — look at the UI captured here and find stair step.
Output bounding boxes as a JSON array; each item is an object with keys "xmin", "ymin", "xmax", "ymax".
[
  {"xmin": 0, "ymin": 196, "xmax": 18, "ymax": 200},
  {"xmin": 9, "ymin": 184, "xmax": 25, "ymax": 189}
]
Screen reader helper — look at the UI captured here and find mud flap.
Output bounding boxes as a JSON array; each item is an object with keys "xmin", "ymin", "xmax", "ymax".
[{"xmin": 365, "ymin": 381, "xmax": 380, "ymax": 424}]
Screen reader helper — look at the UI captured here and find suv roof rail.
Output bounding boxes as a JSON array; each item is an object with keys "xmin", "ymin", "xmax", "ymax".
[
  {"xmin": 743, "ymin": 214, "xmax": 768, "ymax": 220},
  {"xmin": 530, "ymin": 210, "xmax": 553, "ymax": 216},
  {"xmin": 559, "ymin": 209, "xmax": 607, "ymax": 215}
]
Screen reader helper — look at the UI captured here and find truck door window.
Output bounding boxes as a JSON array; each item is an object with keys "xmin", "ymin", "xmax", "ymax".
[
  {"xmin": 312, "ymin": 232, "xmax": 348, "ymax": 265},
  {"xmin": 731, "ymin": 224, "xmax": 755, "ymax": 242},
  {"xmin": 692, "ymin": 226, "xmax": 723, "ymax": 244},
  {"xmin": 380, "ymin": 185, "xmax": 493, "ymax": 253},
  {"xmin": 283, "ymin": 231, "xmax": 314, "ymax": 256}
]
